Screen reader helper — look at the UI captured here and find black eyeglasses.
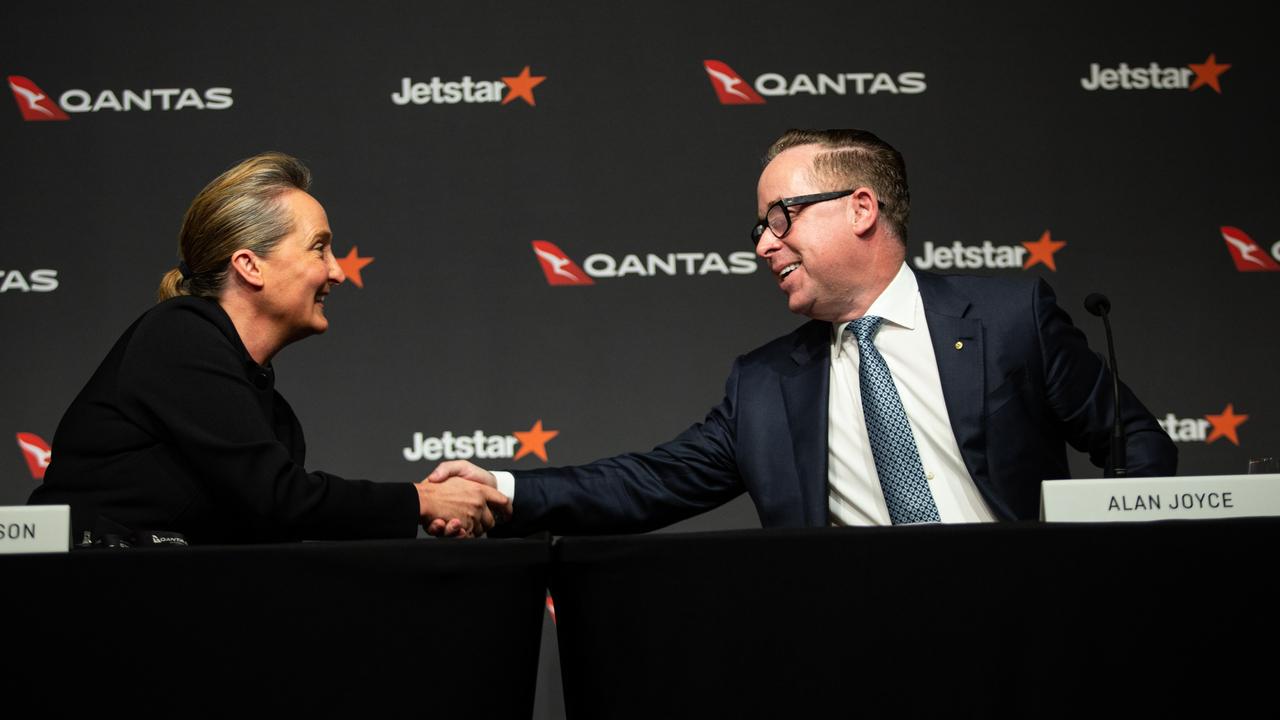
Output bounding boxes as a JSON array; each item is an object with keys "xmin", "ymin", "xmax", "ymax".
[
  {"xmin": 751, "ymin": 190, "xmax": 854, "ymax": 245},
  {"xmin": 750, "ymin": 189, "xmax": 866, "ymax": 245}
]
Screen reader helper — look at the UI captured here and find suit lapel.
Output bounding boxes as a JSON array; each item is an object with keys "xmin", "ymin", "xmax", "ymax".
[
  {"xmin": 779, "ymin": 321, "xmax": 831, "ymax": 526},
  {"xmin": 915, "ymin": 271, "xmax": 988, "ymax": 488}
]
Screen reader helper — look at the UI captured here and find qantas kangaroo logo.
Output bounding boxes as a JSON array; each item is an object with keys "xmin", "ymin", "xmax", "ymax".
[
  {"xmin": 16, "ymin": 432, "xmax": 52, "ymax": 479},
  {"xmin": 702, "ymin": 60, "xmax": 765, "ymax": 105},
  {"xmin": 531, "ymin": 241, "xmax": 594, "ymax": 286},
  {"xmin": 8, "ymin": 76, "xmax": 69, "ymax": 121},
  {"xmin": 1221, "ymin": 226, "xmax": 1280, "ymax": 272}
]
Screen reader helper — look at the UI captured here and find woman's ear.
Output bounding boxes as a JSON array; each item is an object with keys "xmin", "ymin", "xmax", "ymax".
[{"xmin": 228, "ymin": 248, "xmax": 266, "ymax": 289}]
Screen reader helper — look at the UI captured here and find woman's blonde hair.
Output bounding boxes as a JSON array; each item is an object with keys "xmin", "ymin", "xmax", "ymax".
[{"xmin": 157, "ymin": 152, "xmax": 311, "ymax": 301}]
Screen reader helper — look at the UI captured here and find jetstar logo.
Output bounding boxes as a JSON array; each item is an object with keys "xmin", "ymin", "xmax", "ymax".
[
  {"xmin": 531, "ymin": 241, "xmax": 758, "ymax": 284},
  {"xmin": 7, "ymin": 75, "xmax": 233, "ymax": 120},
  {"xmin": 391, "ymin": 66, "xmax": 546, "ymax": 107},
  {"xmin": 911, "ymin": 230, "xmax": 1066, "ymax": 272},
  {"xmin": 15, "ymin": 433, "xmax": 51, "ymax": 480},
  {"xmin": 1079, "ymin": 53, "xmax": 1231, "ymax": 93},
  {"xmin": 1220, "ymin": 226, "xmax": 1280, "ymax": 272},
  {"xmin": 0, "ymin": 268, "xmax": 58, "ymax": 293},
  {"xmin": 335, "ymin": 246, "xmax": 375, "ymax": 288},
  {"xmin": 702, "ymin": 59, "xmax": 926, "ymax": 105},
  {"xmin": 402, "ymin": 420, "xmax": 559, "ymax": 462},
  {"xmin": 1158, "ymin": 405, "xmax": 1249, "ymax": 445}
]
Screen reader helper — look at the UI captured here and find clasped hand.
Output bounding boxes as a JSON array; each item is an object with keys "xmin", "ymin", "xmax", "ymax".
[{"xmin": 414, "ymin": 460, "xmax": 505, "ymax": 538}]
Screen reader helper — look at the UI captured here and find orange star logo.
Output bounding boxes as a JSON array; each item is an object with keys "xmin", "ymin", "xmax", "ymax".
[
  {"xmin": 1205, "ymin": 403, "xmax": 1248, "ymax": 445},
  {"xmin": 1188, "ymin": 53, "xmax": 1231, "ymax": 94},
  {"xmin": 501, "ymin": 66, "xmax": 546, "ymax": 106},
  {"xmin": 1021, "ymin": 230, "xmax": 1067, "ymax": 271},
  {"xmin": 513, "ymin": 419, "xmax": 559, "ymax": 461},
  {"xmin": 336, "ymin": 247, "xmax": 374, "ymax": 288}
]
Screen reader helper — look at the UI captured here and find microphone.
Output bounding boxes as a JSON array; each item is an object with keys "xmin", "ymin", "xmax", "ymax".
[{"xmin": 1084, "ymin": 293, "xmax": 1126, "ymax": 477}]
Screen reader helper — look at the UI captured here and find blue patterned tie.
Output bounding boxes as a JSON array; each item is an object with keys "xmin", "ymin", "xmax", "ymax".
[{"xmin": 847, "ymin": 316, "xmax": 940, "ymax": 524}]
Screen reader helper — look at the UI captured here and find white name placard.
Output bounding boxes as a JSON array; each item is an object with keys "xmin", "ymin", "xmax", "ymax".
[
  {"xmin": 0, "ymin": 505, "xmax": 71, "ymax": 554},
  {"xmin": 1041, "ymin": 474, "xmax": 1280, "ymax": 522}
]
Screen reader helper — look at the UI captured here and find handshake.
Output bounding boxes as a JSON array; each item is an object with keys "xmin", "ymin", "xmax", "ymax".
[{"xmin": 412, "ymin": 460, "xmax": 506, "ymax": 538}]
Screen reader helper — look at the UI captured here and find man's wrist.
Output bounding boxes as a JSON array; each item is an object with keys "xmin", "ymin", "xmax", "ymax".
[{"xmin": 491, "ymin": 471, "xmax": 516, "ymax": 501}]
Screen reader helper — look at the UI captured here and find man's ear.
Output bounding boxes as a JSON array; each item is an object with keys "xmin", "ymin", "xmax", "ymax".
[
  {"xmin": 229, "ymin": 248, "xmax": 266, "ymax": 289},
  {"xmin": 848, "ymin": 187, "xmax": 879, "ymax": 237}
]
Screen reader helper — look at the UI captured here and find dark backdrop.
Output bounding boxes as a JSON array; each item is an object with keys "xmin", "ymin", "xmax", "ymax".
[{"xmin": 3, "ymin": 2, "xmax": 1274, "ymax": 715}]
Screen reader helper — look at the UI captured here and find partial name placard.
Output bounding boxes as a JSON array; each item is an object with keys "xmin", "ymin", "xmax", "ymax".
[
  {"xmin": 0, "ymin": 505, "xmax": 70, "ymax": 554},
  {"xmin": 1041, "ymin": 474, "xmax": 1280, "ymax": 522}
]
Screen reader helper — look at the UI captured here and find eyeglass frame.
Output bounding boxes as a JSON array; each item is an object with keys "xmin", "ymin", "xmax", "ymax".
[{"xmin": 750, "ymin": 189, "xmax": 883, "ymax": 246}]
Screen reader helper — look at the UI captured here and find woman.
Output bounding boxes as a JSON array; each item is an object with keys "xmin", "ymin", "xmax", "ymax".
[{"xmin": 29, "ymin": 152, "xmax": 508, "ymax": 544}]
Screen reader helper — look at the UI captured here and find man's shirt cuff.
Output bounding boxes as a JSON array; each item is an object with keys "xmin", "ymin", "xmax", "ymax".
[{"xmin": 492, "ymin": 471, "xmax": 515, "ymax": 501}]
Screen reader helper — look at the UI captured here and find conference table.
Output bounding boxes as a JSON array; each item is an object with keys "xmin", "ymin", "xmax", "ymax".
[
  {"xmin": 548, "ymin": 518, "xmax": 1279, "ymax": 718},
  {"xmin": 3, "ymin": 537, "xmax": 550, "ymax": 717},
  {"xmin": 5, "ymin": 518, "xmax": 1276, "ymax": 718}
]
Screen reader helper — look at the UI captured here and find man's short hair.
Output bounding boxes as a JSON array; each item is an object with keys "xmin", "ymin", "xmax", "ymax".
[{"xmin": 765, "ymin": 129, "xmax": 911, "ymax": 243}]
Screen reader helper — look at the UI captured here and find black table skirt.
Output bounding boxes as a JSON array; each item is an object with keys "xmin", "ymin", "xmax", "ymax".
[{"xmin": 5, "ymin": 537, "xmax": 549, "ymax": 717}]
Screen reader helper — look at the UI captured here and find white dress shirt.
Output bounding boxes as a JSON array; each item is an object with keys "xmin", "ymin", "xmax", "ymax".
[{"xmin": 827, "ymin": 262, "xmax": 995, "ymax": 526}]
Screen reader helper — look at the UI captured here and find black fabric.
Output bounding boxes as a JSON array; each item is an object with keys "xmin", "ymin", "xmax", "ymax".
[
  {"xmin": 28, "ymin": 296, "xmax": 419, "ymax": 543},
  {"xmin": 3, "ymin": 538, "xmax": 550, "ymax": 717},
  {"xmin": 550, "ymin": 518, "xmax": 1280, "ymax": 718}
]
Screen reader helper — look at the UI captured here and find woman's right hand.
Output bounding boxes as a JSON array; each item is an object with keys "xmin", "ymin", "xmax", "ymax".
[{"xmin": 414, "ymin": 469, "xmax": 511, "ymax": 537}]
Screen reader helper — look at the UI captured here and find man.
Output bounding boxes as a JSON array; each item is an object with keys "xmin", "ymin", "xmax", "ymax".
[{"xmin": 430, "ymin": 128, "xmax": 1176, "ymax": 535}]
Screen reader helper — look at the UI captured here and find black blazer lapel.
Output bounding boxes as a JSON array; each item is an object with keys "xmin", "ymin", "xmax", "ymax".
[
  {"xmin": 778, "ymin": 321, "xmax": 831, "ymax": 527},
  {"xmin": 915, "ymin": 271, "xmax": 988, "ymax": 489}
]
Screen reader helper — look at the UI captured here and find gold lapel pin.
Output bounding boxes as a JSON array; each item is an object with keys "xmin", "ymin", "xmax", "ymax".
[{"xmin": 954, "ymin": 341, "xmax": 964, "ymax": 350}]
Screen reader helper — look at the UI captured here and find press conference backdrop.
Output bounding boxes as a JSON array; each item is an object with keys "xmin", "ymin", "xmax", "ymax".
[{"xmin": 1, "ymin": 0, "xmax": 1275, "ymax": 713}]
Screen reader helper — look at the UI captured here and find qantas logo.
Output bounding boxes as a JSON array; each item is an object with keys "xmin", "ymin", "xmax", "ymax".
[
  {"xmin": 912, "ymin": 231, "xmax": 1066, "ymax": 272},
  {"xmin": 8, "ymin": 74, "xmax": 233, "ymax": 120},
  {"xmin": 703, "ymin": 61, "xmax": 766, "ymax": 105},
  {"xmin": 15, "ymin": 433, "xmax": 51, "ymax": 480},
  {"xmin": 1220, "ymin": 226, "xmax": 1280, "ymax": 272},
  {"xmin": 402, "ymin": 420, "xmax": 559, "ymax": 463},
  {"xmin": 1080, "ymin": 53, "xmax": 1231, "ymax": 93},
  {"xmin": 0, "ymin": 268, "xmax": 59, "ymax": 292},
  {"xmin": 702, "ymin": 59, "xmax": 926, "ymax": 105},
  {"xmin": 1158, "ymin": 405, "xmax": 1249, "ymax": 445},
  {"xmin": 532, "ymin": 241, "xmax": 594, "ymax": 286},
  {"xmin": 531, "ymin": 241, "xmax": 757, "ymax": 284},
  {"xmin": 391, "ymin": 66, "xmax": 546, "ymax": 107},
  {"xmin": 8, "ymin": 76, "xmax": 68, "ymax": 121}
]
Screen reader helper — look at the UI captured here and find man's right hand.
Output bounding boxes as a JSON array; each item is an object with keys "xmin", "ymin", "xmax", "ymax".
[
  {"xmin": 423, "ymin": 461, "xmax": 501, "ymax": 537},
  {"xmin": 427, "ymin": 460, "xmax": 497, "ymax": 488},
  {"xmin": 414, "ymin": 474, "xmax": 510, "ymax": 538}
]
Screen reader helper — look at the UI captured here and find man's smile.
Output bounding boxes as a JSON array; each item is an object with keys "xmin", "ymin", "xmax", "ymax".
[{"xmin": 777, "ymin": 262, "xmax": 801, "ymax": 281}]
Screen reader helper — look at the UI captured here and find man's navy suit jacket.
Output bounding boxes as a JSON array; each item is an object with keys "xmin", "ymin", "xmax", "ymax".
[{"xmin": 494, "ymin": 270, "xmax": 1177, "ymax": 535}]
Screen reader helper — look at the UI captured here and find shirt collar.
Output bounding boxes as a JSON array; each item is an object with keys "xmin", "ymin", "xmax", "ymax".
[{"xmin": 831, "ymin": 262, "xmax": 919, "ymax": 358}]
